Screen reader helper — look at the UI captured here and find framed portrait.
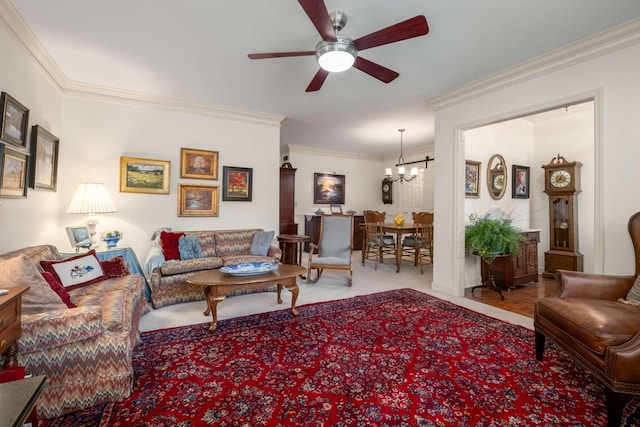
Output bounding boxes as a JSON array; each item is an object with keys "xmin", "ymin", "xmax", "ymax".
[
  {"xmin": 180, "ymin": 147, "xmax": 218, "ymax": 180},
  {"xmin": 178, "ymin": 184, "xmax": 219, "ymax": 217},
  {"xmin": 314, "ymin": 172, "xmax": 345, "ymax": 204},
  {"xmin": 222, "ymin": 166, "xmax": 252, "ymax": 201},
  {"xmin": 512, "ymin": 164, "xmax": 530, "ymax": 199},
  {"xmin": 0, "ymin": 92, "xmax": 30, "ymax": 150},
  {"xmin": 120, "ymin": 156, "xmax": 170, "ymax": 194},
  {"xmin": 465, "ymin": 160, "xmax": 481, "ymax": 198},
  {"xmin": 0, "ymin": 144, "xmax": 28, "ymax": 198},
  {"xmin": 29, "ymin": 125, "xmax": 59, "ymax": 191}
]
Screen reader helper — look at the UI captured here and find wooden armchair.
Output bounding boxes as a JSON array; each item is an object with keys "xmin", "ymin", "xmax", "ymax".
[
  {"xmin": 534, "ymin": 211, "xmax": 640, "ymax": 426},
  {"xmin": 307, "ymin": 214, "xmax": 354, "ymax": 286},
  {"xmin": 401, "ymin": 212, "xmax": 434, "ymax": 274}
]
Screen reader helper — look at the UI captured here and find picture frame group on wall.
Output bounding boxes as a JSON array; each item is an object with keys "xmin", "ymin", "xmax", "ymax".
[
  {"xmin": 29, "ymin": 125, "xmax": 59, "ymax": 191},
  {"xmin": 0, "ymin": 144, "xmax": 28, "ymax": 198},
  {"xmin": 120, "ymin": 156, "xmax": 170, "ymax": 194},
  {"xmin": 178, "ymin": 184, "xmax": 219, "ymax": 216},
  {"xmin": 313, "ymin": 172, "xmax": 345, "ymax": 204},
  {"xmin": 512, "ymin": 164, "xmax": 530, "ymax": 199},
  {"xmin": 0, "ymin": 92, "xmax": 30, "ymax": 151},
  {"xmin": 222, "ymin": 166, "xmax": 252, "ymax": 201},
  {"xmin": 180, "ymin": 147, "xmax": 218, "ymax": 180},
  {"xmin": 465, "ymin": 160, "xmax": 481, "ymax": 198}
]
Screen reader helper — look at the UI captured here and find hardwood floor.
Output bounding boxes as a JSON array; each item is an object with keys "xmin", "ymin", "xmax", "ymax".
[{"xmin": 464, "ymin": 274, "xmax": 559, "ymax": 318}]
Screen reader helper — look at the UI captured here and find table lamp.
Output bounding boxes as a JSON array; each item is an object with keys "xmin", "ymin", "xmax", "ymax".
[{"xmin": 67, "ymin": 183, "xmax": 117, "ymax": 241}]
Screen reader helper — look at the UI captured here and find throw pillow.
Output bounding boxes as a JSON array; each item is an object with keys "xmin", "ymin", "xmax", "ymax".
[
  {"xmin": 41, "ymin": 271, "xmax": 77, "ymax": 308},
  {"xmin": 100, "ymin": 256, "xmax": 129, "ymax": 278},
  {"xmin": 40, "ymin": 250, "xmax": 105, "ymax": 290},
  {"xmin": 0, "ymin": 255, "xmax": 68, "ymax": 315},
  {"xmin": 160, "ymin": 231, "xmax": 185, "ymax": 261},
  {"xmin": 178, "ymin": 235, "xmax": 203, "ymax": 260},
  {"xmin": 626, "ymin": 274, "xmax": 640, "ymax": 305},
  {"xmin": 249, "ymin": 230, "xmax": 275, "ymax": 256}
]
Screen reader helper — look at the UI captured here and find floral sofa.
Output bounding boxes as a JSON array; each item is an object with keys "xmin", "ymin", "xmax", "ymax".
[
  {"xmin": 144, "ymin": 229, "xmax": 281, "ymax": 308},
  {"xmin": 0, "ymin": 245, "xmax": 148, "ymax": 419}
]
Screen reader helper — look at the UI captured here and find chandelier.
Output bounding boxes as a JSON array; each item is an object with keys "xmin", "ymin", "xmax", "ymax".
[{"xmin": 385, "ymin": 129, "xmax": 417, "ymax": 182}]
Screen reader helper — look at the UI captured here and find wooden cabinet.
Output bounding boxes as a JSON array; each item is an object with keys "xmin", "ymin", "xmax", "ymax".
[
  {"xmin": 1, "ymin": 286, "xmax": 28, "ymax": 370},
  {"xmin": 482, "ymin": 230, "xmax": 540, "ymax": 287},
  {"xmin": 304, "ymin": 214, "xmax": 364, "ymax": 253},
  {"xmin": 279, "ymin": 167, "xmax": 298, "ymax": 235}
]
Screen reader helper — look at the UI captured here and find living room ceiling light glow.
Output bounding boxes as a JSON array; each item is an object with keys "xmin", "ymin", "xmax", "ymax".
[{"xmin": 316, "ymin": 36, "xmax": 357, "ymax": 73}]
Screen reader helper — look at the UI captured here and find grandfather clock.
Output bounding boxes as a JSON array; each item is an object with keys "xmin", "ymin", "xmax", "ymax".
[{"xmin": 541, "ymin": 154, "xmax": 583, "ymax": 278}]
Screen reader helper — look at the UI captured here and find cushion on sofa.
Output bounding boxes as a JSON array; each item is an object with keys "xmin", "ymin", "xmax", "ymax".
[
  {"xmin": 40, "ymin": 250, "xmax": 106, "ymax": 290},
  {"xmin": 215, "ymin": 229, "xmax": 258, "ymax": 256},
  {"xmin": 0, "ymin": 255, "xmax": 68, "ymax": 314},
  {"xmin": 41, "ymin": 271, "xmax": 77, "ymax": 308},
  {"xmin": 100, "ymin": 256, "xmax": 129, "ymax": 278},
  {"xmin": 179, "ymin": 235, "xmax": 203, "ymax": 260},
  {"xmin": 625, "ymin": 274, "xmax": 640, "ymax": 305},
  {"xmin": 160, "ymin": 231, "xmax": 185, "ymax": 260},
  {"xmin": 249, "ymin": 230, "xmax": 275, "ymax": 256}
]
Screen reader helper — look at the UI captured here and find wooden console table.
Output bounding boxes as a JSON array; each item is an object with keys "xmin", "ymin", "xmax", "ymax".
[
  {"xmin": 480, "ymin": 230, "xmax": 540, "ymax": 288},
  {"xmin": 1, "ymin": 286, "xmax": 28, "ymax": 370}
]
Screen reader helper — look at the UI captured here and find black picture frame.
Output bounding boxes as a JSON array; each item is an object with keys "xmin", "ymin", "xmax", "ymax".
[
  {"xmin": 29, "ymin": 125, "xmax": 59, "ymax": 191},
  {"xmin": 0, "ymin": 143, "xmax": 28, "ymax": 198},
  {"xmin": 314, "ymin": 172, "xmax": 345, "ymax": 204},
  {"xmin": 0, "ymin": 92, "xmax": 30, "ymax": 151},
  {"xmin": 512, "ymin": 164, "xmax": 530, "ymax": 199},
  {"xmin": 465, "ymin": 160, "xmax": 481, "ymax": 198},
  {"xmin": 222, "ymin": 166, "xmax": 253, "ymax": 201}
]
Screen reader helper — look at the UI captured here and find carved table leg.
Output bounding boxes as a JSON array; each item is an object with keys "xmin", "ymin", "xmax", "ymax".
[
  {"xmin": 277, "ymin": 284, "xmax": 283, "ymax": 304},
  {"xmin": 203, "ymin": 286, "xmax": 225, "ymax": 332},
  {"xmin": 284, "ymin": 278, "xmax": 300, "ymax": 316}
]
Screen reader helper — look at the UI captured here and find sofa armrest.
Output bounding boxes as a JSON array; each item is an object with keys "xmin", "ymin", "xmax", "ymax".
[
  {"xmin": 556, "ymin": 269, "xmax": 635, "ymax": 300},
  {"xmin": 267, "ymin": 245, "xmax": 282, "ymax": 261},
  {"xmin": 19, "ymin": 306, "xmax": 103, "ymax": 353},
  {"xmin": 606, "ymin": 331, "xmax": 640, "ymax": 384}
]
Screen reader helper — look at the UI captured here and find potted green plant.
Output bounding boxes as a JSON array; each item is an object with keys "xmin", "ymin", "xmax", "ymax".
[{"xmin": 465, "ymin": 213, "xmax": 525, "ymax": 263}]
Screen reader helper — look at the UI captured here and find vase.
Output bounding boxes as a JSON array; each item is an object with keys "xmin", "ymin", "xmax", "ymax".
[{"xmin": 103, "ymin": 237, "xmax": 120, "ymax": 249}]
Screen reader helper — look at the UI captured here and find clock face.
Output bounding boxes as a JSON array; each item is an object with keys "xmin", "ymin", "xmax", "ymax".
[
  {"xmin": 550, "ymin": 170, "xmax": 571, "ymax": 188},
  {"xmin": 383, "ymin": 184, "xmax": 390, "ymax": 192},
  {"xmin": 493, "ymin": 174, "xmax": 504, "ymax": 190}
]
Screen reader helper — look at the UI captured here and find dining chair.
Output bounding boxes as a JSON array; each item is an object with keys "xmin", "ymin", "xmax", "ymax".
[
  {"xmin": 362, "ymin": 210, "xmax": 396, "ymax": 269},
  {"xmin": 307, "ymin": 213, "xmax": 354, "ymax": 285},
  {"xmin": 402, "ymin": 212, "xmax": 434, "ymax": 274}
]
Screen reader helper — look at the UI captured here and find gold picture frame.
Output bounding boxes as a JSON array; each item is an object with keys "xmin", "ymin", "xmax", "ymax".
[
  {"xmin": 178, "ymin": 184, "xmax": 219, "ymax": 217},
  {"xmin": 0, "ymin": 144, "xmax": 28, "ymax": 198},
  {"xmin": 120, "ymin": 156, "xmax": 170, "ymax": 194},
  {"xmin": 180, "ymin": 147, "xmax": 218, "ymax": 180}
]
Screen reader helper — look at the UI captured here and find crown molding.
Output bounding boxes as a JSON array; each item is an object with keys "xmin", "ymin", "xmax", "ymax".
[
  {"xmin": 0, "ymin": 0, "xmax": 284, "ymax": 127},
  {"xmin": 288, "ymin": 144, "xmax": 381, "ymax": 162},
  {"xmin": 430, "ymin": 18, "xmax": 640, "ymax": 110}
]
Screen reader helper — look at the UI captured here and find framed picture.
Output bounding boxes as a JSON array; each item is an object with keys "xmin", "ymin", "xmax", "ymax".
[
  {"xmin": 120, "ymin": 156, "xmax": 170, "ymax": 194},
  {"xmin": 180, "ymin": 148, "xmax": 218, "ymax": 180},
  {"xmin": 65, "ymin": 226, "xmax": 92, "ymax": 249},
  {"xmin": 465, "ymin": 160, "xmax": 481, "ymax": 198},
  {"xmin": 0, "ymin": 144, "xmax": 28, "ymax": 198},
  {"xmin": 222, "ymin": 166, "xmax": 252, "ymax": 201},
  {"xmin": 29, "ymin": 125, "xmax": 59, "ymax": 191},
  {"xmin": 314, "ymin": 172, "xmax": 345, "ymax": 204},
  {"xmin": 512, "ymin": 164, "xmax": 530, "ymax": 199},
  {"xmin": 178, "ymin": 184, "xmax": 219, "ymax": 217},
  {"xmin": 0, "ymin": 92, "xmax": 29, "ymax": 150}
]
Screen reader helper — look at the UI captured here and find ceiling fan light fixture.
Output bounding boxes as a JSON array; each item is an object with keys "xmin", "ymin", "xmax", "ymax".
[{"xmin": 316, "ymin": 36, "xmax": 357, "ymax": 73}]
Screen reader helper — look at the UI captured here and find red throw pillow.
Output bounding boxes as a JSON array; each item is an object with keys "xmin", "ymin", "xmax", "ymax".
[
  {"xmin": 40, "ymin": 250, "xmax": 106, "ymax": 291},
  {"xmin": 160, "ymin": 231, "xmax": 185, "ymax": 261},
  {"xmin": 100, "ymin": 256, "xmax": 129, "ymax": 278},
  {"xmin": 41, "ymin": 271, "xmax": 77, "ymax": 308}
]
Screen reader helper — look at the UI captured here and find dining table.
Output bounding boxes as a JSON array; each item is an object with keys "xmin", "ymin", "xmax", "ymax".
[{"xmin": 361, "ymin": 222, "xmax": 417, "ymax": 272}]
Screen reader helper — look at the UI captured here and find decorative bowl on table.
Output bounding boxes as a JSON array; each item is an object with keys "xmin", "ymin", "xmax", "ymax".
[
  {"xmin": 220, "ymin": 262, "xmax": 278, "ymax": 276},
  {"xmin": 101, "ymin": 230, "xmax": 122, "ymax": 249}
]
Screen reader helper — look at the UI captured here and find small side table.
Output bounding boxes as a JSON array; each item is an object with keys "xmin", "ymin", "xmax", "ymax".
[
  {"xmin": 277, "ymin": 234, "xmax": 310, "ymax": 267},
  {"xmin": 0, "ymin": 286, "xmax": 29, "ymax": 370}
]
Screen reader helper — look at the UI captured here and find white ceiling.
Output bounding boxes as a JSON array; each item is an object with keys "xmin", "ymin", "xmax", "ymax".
[{"xmin": 7, "ymin": 0, "xmax": 640, "ymax": 156}]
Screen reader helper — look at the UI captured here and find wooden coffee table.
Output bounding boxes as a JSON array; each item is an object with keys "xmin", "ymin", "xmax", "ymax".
[{"xmin": 187, "ymin": 264, "xmax": 306, "ymax": 332}]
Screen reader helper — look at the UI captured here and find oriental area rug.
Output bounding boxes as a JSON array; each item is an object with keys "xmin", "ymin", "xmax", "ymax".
[{"xmin": 41, "ymin": 288, "xmax": 639, "ymax": 426}]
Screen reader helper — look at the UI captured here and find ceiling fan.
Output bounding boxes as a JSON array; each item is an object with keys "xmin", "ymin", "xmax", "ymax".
[{"xmin": 248, "ymin": 0, "xmax": 429, "ymax": 92}]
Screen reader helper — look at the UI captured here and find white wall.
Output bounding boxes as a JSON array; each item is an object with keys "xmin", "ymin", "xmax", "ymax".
[{"xmin": 433, "ymin": 41, "xmax": 640, "ymax": 297}]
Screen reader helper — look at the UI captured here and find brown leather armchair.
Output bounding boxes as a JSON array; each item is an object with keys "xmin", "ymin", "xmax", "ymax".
[{"xmin": 534, "ymin": 212, "xmax": 640, "ymax": 426}]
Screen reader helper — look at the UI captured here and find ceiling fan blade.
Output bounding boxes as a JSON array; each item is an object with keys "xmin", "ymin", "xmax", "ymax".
[
  {"xmin": 306, "ymin": 68, "xmax": 330, "ymax": 92},
  {"xmin": 248, "ymin": 51, "xmax": 315, "ymax": 59},
  {"xmin": 353, "ymin": 57, "xmax": 399, "ymax": 83},
  {"xmin": 353, "ymin": 15, "xmax": 429, "ymax": 51},
  {"xmin": 298, "ymin": 0, "xmax": 337, "ymax": 42}
]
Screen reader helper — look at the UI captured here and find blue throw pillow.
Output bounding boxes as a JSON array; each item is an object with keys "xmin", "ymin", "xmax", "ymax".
[
  {"xmin": 178, "ymin": 236, "xmax": 203, "ymax": 260},
  {"xmin": 249, "ymin": 231, "xmax": 274, "ymax": 256}
]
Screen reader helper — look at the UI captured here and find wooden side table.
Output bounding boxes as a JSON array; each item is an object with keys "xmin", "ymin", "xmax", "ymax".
[
  {"xmin": 277, "ymin": 234, "xmax": 310, "ymax": 266},
  {"xmin": 1, "ymin": 286, "xmax": 28, "ymax": 370}
]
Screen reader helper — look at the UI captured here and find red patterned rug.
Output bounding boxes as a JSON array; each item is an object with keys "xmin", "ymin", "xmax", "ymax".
[{"xmin": 41, "ymin": 288, "xmax": 639, "ymax": 426}]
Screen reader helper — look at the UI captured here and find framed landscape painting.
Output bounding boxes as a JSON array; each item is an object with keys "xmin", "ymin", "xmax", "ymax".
[
  {"xmin": 29, "ymin": 125, "xmax": 59, "ymax": 191},
  {"xmin": 180, "ymin": 147, "xmax": 218, "ymax": 180},
  {"xmin": 0, "ymin": 92, "xmax": 29, "ymax": 150},
  {"xmin": 0, "ymin": 144, "xmax": 28, "ymax": 198},
  {"xmin": 314, "ymin": 173, "xmax": 345, "ymax": 204},
  {"xmin": 465, "ymin": 160, "xmax": 481, "ymax": 198},
  {"xmin": 178, "ymin": 184, "xmax": 219, "ymax": 216},
  {"xmin": 222, "ymin": 166, "xmax": 252, "ymax": 201},
  {"xmin": 120, "ymin": 156, "xmax": 170, "ymax": 194}
]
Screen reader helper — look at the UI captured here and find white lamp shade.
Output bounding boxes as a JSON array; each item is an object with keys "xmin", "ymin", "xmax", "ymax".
[{"xmin": 67, "ymin": 183, "xmax": 116, "ymax": 214}]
